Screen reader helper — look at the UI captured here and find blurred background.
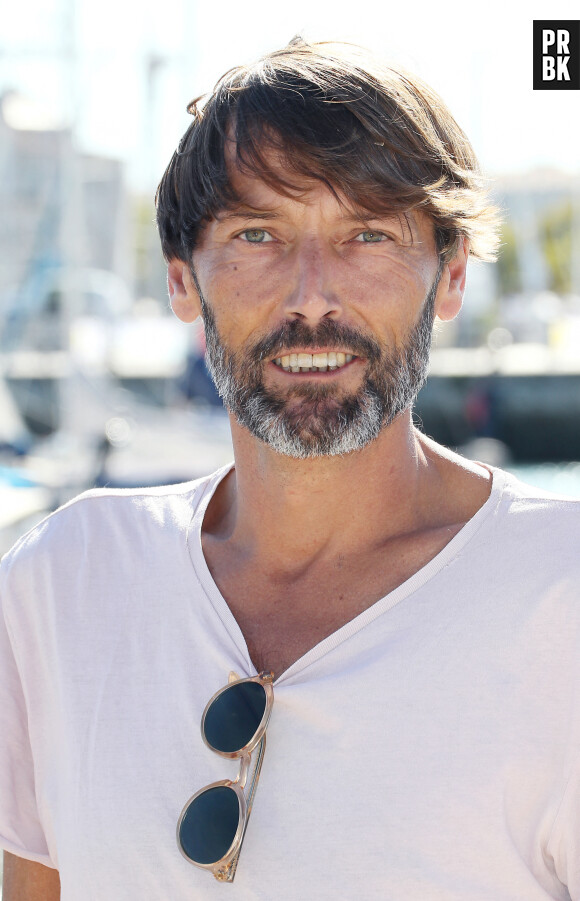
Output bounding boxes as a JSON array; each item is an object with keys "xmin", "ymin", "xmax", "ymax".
[{"xmin": 1, "ymin": 0, "xmax": 580, "ymax": 554}]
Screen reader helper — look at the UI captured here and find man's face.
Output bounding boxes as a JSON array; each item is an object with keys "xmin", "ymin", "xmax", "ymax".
[{"xmin": 179, "ymin": 157, "xmax": 460, "ymax": 458}]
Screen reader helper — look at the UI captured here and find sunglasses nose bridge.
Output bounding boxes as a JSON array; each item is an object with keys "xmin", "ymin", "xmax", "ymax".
[{"xmin": 231, "ymin": 752, "xmax": 251, "ymax": 789}]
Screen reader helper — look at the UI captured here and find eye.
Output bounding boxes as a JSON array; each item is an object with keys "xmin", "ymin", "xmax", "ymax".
[
  {"xmin": 238, "ymin": 228, "xmax": 274, "ymax": 244},
  {"xmin": 353, "ymin": 230, "xmax": 388, "ymax": 243}
]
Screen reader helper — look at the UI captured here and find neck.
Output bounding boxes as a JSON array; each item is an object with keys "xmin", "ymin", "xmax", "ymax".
[{"xmin": 205, "ymin": 411, "xmax": 440, "ymax": 565}]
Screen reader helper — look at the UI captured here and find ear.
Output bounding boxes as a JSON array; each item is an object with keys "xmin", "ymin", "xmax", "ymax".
[
  {"xmin": 434, "ymin": 237, "xmax": 469, "ymax": 322},
  {"xmin": 167, "ymin": 259, "xmax": 202, "ymax": 323}
]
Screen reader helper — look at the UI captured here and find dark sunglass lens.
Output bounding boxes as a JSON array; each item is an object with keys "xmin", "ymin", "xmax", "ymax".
[
  {"xmin": 204, "ymin": 681, "xmax": 267, "ymax": 753},
  {"xmin": 179, "ymin": 785, "xmax": 241, "ymax": 865}
]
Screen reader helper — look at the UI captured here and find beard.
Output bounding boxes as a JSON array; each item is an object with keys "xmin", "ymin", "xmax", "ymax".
[{"xmin": 194, "ymin": 267, "xmax": 441, "ymax": 459}]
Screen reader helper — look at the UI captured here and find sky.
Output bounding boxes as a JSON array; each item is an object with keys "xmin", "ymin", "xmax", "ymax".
[{"xmin": 1, "ymin": 0, "xmax": 579, "ymax": 191}]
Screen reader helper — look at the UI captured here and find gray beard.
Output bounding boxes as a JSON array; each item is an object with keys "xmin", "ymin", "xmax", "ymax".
[{"xmin": 193, "ymin": 267, "xmax": 440, "ymax": 459}]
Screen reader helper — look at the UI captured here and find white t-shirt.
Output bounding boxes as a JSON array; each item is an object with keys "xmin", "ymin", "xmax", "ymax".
[{"xmin": 1, "ymin": 463, "xmax": 580, "ymax": 900}]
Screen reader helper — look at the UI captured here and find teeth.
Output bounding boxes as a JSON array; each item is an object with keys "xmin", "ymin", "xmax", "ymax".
[{"xmin": 273, "ymin": 351, "xmax": 355, "ymax": 372}]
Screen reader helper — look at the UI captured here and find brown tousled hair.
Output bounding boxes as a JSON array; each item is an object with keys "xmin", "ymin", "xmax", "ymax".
[{"xmin": 156, "ymin": 39, "xmax": 501, "ymax": 263}]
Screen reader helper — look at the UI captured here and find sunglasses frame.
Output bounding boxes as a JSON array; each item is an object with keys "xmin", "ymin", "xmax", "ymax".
[
  {"xmin": 201, "ymin": 671, "xmax": 274, "ymax": 759},
  {"xmin": 177, "ymin": 671, "xmax": 274, "ymax": 882}
]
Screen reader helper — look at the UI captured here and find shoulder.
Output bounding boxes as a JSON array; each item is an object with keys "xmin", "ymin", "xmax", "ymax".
[
  {"xmin": 3, "ymin": 480, "xmax": 196, "ymax": 558},
  {"xmin": 0, "ymin": 464, "xmax": 232, "ymax": 638},
  {"xmin": 496, "ymin": 467, "xmax": 580, "ymax": 522},
  {"xmin": 486, "ymin": 467, "xmax": 580, "ymax": 564},
  {"xmin": 0, "ymin": 464, "xmax": 232, "ymax": 594}
]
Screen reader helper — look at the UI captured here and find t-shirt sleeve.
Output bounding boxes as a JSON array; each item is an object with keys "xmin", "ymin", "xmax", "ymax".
[{"xmin": 0, "ymin": 555, "xmax": 52, "ymax": 865}]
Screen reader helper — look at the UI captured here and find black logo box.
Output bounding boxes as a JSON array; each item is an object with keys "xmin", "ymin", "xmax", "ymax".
[{"xmin": 533, "ymin": 20, "xmax": 580, "ymax": 90}]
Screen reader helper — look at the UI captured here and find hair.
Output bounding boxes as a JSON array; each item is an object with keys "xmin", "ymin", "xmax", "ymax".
[{"xmin": 156, "ymin": 38, "xmax": 502, "ymax": 264}]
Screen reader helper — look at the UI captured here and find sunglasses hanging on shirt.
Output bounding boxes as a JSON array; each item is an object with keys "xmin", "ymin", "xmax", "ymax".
[{"xmin": 177, "ymin": 671, "xmax": 274, "ymax": 882}]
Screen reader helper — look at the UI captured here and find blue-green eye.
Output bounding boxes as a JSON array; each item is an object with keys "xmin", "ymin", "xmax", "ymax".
[
  {"xmin": 355, "ymin": 230, "xmax": 385, "ymax": 243},
  {"xmin": 239, "ymin": 228, "xmax": 272, "ymax": 243}
]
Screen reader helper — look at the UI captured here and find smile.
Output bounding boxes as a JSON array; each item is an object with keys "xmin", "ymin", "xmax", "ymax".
[{"xmin": 272, "ymin": 352, "xmax": 356, "ymax": 373}]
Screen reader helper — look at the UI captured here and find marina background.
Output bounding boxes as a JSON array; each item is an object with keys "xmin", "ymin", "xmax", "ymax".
[{"xmin": 1, "ymin": 0, "xmax": 580, "ymax": 556}]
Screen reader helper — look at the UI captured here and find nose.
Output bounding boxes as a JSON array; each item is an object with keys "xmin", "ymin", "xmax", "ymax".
[{"xmin": 282, "ymin": 238, "xmax": 342, "ymax": 324}]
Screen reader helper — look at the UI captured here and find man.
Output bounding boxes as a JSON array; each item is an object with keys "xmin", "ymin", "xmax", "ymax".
[{"xmin": 2, "ymin": 39, "xmax": 579, "ymax": 900}]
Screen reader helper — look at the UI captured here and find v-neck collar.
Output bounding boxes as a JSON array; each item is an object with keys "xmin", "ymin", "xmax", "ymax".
[{"xmin": 187, "ymin": 462, "xmax": 508, "ymax": 685}]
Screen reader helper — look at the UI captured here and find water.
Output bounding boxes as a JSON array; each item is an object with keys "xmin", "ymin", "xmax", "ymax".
[{"xmin": 508, "ymin": 462, "xmax": 580, "ymax": 498}]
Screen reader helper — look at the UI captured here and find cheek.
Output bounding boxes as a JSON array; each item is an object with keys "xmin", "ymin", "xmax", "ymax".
[
  {"xmin": 203, "ymin": 270, "xmax": 273, "ymax": 347},
  {"xmin": 209, "ymin": 256, "xmax": 284, "ymax": 320},
  {"xmin": 350, "ymin": 259, "xmax": 433, "ymax": 329}
]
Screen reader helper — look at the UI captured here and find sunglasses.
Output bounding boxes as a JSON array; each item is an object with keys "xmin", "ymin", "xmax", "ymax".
[{"xmin": 177, "ymin": 671, "xmax": 274, "ymax": 882}]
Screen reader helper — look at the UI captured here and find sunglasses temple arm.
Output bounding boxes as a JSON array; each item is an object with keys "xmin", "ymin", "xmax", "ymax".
[{"xmin": 227, "ymin": 733, "xmax": 267, "ymax": 882}]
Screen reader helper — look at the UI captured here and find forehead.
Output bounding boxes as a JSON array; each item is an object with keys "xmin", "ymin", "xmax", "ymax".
[
  {"xmin": 226, "ymin": 162, "xmax": 335, "ymax": 214},
  {"xmin": 218, "ymin": 141, "xmax": 431, "ymax": 237},
  {"xmin": 223, "ymin": 139, "xmax": 324, "ymax": 205}
]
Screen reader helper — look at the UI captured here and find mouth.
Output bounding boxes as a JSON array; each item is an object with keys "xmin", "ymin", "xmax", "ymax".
[{"xmin": 271, "ymin": 351, "xmax": 357, "ymax": 373}]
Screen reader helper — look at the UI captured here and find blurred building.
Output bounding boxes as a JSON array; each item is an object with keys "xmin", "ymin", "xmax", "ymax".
[
  {"xmin": 493, "ymin": 169, "xmax": 580, "ymax": 295},
  {"xmin": 0, "ymin": 90, "xmax": 132, "ymax": 334}
]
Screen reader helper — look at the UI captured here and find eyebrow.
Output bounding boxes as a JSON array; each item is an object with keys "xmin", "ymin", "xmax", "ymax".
[{"xmin": 216, "ymin": 208, "xmax": 281, "ymax": 222}]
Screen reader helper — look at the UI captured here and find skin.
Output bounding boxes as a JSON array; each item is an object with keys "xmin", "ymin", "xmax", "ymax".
[
  {"xmin": 168, "ymin": 159, "xmax": 492, "ymax": 677},
  {"xmin": 2, "ymin": 852, "xmax": 60, "ymax": 900}
]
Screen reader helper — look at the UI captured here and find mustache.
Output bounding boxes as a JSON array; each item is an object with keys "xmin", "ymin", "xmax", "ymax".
[{"xmin": 247, "ymin": 319, "xmax": 383, "ymax": 365}]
